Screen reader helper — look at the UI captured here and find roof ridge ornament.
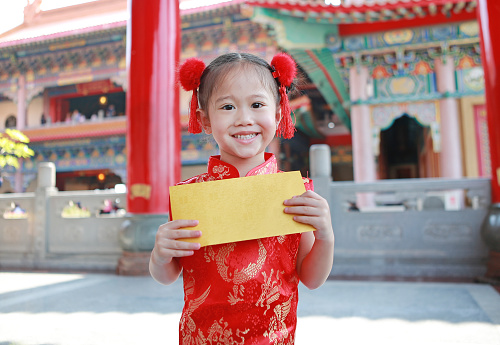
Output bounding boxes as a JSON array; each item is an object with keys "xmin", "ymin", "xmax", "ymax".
[{"xmin": 24, "ymin": 0, "xmax": 43, "ymax": 25}]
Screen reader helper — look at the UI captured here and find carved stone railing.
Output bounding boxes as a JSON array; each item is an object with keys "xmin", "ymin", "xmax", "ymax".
[
  {"xmin": 47, "ymin": 190, "xmax": 126, "ymax": 256},
  {"xmin": 1, "ymin": 151, "xmax": 493, "ymax": 278},
  {"xmin": 310, "ymin": 144, "xmax": 492, "ymax": 278},
  {"xmin": 0, "ymin": 163, "xmax": 127, "ymax": 272},
  {"xmin": 0, "ymin": 193, "xmax": 35, "ymax": 256}
]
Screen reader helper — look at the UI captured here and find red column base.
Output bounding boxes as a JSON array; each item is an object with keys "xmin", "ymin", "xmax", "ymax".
[
  {"xmin": 116, "ymin": 251, "xmax": 151, "ymax": 276},
  {"xmin": 485, "ymin": 251, "xmax": 500, "ymax": 280}
]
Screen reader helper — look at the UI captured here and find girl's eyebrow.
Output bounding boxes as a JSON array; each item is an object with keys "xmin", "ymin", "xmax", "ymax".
[
  {"xmin": 249, "ymin": 93, "xmax": 269, "ymax": 99},
  {"xmin": 214, "ymin": 93, "xmax": 269, "ymax": 104}
]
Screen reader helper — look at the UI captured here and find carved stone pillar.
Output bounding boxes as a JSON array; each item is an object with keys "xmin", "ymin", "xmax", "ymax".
[
  {"xmin": 33, "ymin": 162, "xmax": 58, "ymax": 263},
  {"xmin": 350, "ymin": 66, "xmax": 375, "ymax": 208},
  {"xmin": 16, "ymin": 75, "xmax": 26, "ymax": 131},
  {"xmin": 435, "ymin": 57, "xmax": 463, "ymax": 179},
  {"xmin": 350, "ymin": 66, "xmax": 376, "ymax": 183}
]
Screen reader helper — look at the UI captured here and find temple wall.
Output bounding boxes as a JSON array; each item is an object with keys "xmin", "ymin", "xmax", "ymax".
[
  {"xmin": 0, "ymin": 100, "xmax": 16, "ymax": 128},
  {"xmin": 460, "ymin": 95, "xmax": 487, "ymax": 178},
  {"xmin": 27, "ymin": 96, "xmax": 43, "ymax": 127}
]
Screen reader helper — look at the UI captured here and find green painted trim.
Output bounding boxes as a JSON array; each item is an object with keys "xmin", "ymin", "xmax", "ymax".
[
  {"xmin": 252, "ymin": 7, "xmax": 337, "ymax": 50},
  {"xmin": 354, "ymin": 90, "xmax": 485, "ymax": 105},
  {"xmin": 290, "ymin": 48, "xmax": 351, "ymax": 131},
  {"xmin": 295, "ymin": 108, "xmax": 323, "ymax": 138}
]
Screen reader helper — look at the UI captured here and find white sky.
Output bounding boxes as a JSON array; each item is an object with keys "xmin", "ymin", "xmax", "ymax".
[{"xmin": 0, "ymin": 0, "xmax": 99, "ymax": 34}]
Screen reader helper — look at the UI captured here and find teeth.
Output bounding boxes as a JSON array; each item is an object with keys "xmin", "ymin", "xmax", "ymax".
[{"xmin": 234, "ymin": 134, "xmax": 257, "ymax": 140}]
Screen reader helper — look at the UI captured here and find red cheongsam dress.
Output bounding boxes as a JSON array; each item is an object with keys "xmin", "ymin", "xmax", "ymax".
[{"xmin": 175, "ymin": 153, "xmax": 313, "ymax": 345}]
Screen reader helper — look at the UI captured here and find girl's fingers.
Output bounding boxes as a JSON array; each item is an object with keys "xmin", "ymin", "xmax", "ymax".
[
  {"xmin": 160, "ymin": 219, "xmax": 199, "ymax": 230},
  {"xmin": 284, "ymin": 205, "xmax": 320, "ymax": 216},
  {"xmin": 159, "ymin": 237, "xmax": 201, "ymax": 250},
  {"xmin": 165, "ymin": 229, "xmax": 202, "ymax": 240},
  {"xmin": 291, "ymin": 215, "xmax": 317, "ymax": 227},
  {"xmin": 284, "ymin": 192, "xmax": 324, "ymax": 206}
]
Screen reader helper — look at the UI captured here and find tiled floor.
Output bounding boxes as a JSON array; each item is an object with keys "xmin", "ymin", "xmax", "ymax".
[{"xmin": 0, "ymin": 272, "xmax": 499, "ymax": 345}]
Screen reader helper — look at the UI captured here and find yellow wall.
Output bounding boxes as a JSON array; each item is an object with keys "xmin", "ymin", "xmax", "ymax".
[
  {"xmin": 0, "ymin": 96, "xmax": 43, "ymax": 130},
  {"xmin": 27, "ymin": 96, "xmax": 43, "ymax": 127},
  {"xmin": 0, "ymin": 100, "xmax": 17, "ymax": 130}
]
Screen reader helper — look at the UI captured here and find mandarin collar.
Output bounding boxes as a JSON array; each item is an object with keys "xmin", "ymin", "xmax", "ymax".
[{"xmin": 207, "ymin": 152, "xmax": 278, "ymax": 180}]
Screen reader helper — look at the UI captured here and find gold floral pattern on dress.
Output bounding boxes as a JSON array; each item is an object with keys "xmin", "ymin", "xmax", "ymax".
[
  {"xmin": 204, "ymin": 246, "xmax": 216, "ymax": 263},
  {"xmin": 213, "ymin": 240, "xmax": 267, "ymax": 285},
  {"xmin": 249, "ymin": 159, "xmax": 278, "ymax": 176},
  {"xmin": 263, "ymin": 295, "xmax": 293, "ymax": 344},
  {"xmin": 197, "ymin": 174, "xmax": 216, "ymax": 183},
  {"xmin": 212, "ymin": 164, "xmax": 231, "ymax": 179},
  {"xmin": 228, "ymin": 284, "xmax": 245, "ymax": 305},
  {"xmin": 256, "ymin": 269, "xmax": 283, "ymax": 314},
  {"xmin": 180, "ymin": 286, "xmax": 211, "ymax": 344},
  {"xmin": 207, "ymin": 317, "xmax": 249, "ymax": 344},
  {"xmin": 184, "ymin": 269, "xmax": 196, "ymax": 297}
]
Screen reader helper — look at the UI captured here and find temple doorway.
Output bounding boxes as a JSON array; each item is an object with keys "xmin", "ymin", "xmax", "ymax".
[{"xmin": 378, "ymin": 114, "xmax": 426, "ymax": 179}]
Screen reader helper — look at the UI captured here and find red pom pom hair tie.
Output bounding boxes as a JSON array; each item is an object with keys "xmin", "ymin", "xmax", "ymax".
[
  {"xmin": 271, "ymin": 53, "xmax": 297, "ymax": 139},
  {"xmin": 179, "ymin": 58, "xmax": 206, "ymax": 134}
]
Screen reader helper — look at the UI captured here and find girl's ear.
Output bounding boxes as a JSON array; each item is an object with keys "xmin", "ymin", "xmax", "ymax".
[
  {"xmin": 275, "ymin": 109, "xmax": 282, "ymax": 129},
  {"xmin": 197, "ymin": 109, "xmax": 212, "ymax": 134}
]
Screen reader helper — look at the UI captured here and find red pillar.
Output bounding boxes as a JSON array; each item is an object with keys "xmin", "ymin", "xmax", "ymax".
[
  {"xmin": 126, "ymin": 0, "xmax": 181, "ymax": 214},
  {"xmin": 477, "ymin": 0, "xmax": 500, "ymax": 203}
]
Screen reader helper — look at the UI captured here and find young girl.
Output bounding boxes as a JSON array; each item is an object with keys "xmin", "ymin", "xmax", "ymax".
[{"xmin": 150, "ymin": 52, "xmax": 334, "ymax": 344}]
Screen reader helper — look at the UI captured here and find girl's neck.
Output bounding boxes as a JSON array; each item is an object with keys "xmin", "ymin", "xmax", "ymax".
[{"xmin": 220, "ymin": 153, "xmax": 266, "ymax": 177}]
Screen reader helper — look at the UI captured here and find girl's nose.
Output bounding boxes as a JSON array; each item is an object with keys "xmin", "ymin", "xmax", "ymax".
[{"xmin": 234, "ymin": 108, "xmax": 255, "ymax": 126}]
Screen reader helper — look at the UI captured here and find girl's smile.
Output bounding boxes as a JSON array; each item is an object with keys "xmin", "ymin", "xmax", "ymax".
[{"xmin": 232, "ymin": 133, "xmax": 258, "ymax": 140}]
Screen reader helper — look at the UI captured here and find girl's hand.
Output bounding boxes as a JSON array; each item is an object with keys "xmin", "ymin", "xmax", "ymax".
[
  {"xmin": 151, "ymin": 219, "xmax": 202, "ymax": 266},
  {"xmin": 284, "ymin": 191, "xmax": 334, "ymax": 242}
]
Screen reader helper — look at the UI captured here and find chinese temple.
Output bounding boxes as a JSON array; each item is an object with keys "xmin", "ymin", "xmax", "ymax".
[{"xmin": 0, "ymin": 0, "xmax": 490, "ymax": 194}]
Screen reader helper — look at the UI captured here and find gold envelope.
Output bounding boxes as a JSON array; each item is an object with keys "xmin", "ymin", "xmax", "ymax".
[{"xmin": 169, "ymin": 171, "xmax": 313, "ymax": 247}]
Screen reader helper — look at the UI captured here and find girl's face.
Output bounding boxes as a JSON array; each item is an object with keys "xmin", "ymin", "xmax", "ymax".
[{"xmin": 197, "ymin": 66, "xmax": 279, "ymax": 169}]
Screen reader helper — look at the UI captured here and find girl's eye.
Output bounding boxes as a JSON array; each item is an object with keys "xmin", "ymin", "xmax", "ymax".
[
  {"xmin": 221, "ymin": 104, "xmax": 234, "ymax": 110},
  {"xmin": 251, "ymin": 102, "xmax": 263, "ymax": 108}
]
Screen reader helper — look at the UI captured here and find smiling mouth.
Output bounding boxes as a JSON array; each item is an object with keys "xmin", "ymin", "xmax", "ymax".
[{"xmin": 233, "ymin": 133, "xmax": 257, "ymax": 140}]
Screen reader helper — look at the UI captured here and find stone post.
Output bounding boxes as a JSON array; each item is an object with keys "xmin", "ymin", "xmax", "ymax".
[
  {"xmin": 310, "ymin": 144, "xmax": 332, "ymax": 202},
  {"xmin": 33, "ymin": 162, "xmax": 57, "ymax": 264}
]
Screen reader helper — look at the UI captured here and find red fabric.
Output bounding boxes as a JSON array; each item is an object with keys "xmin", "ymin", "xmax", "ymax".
[
  {"xmin": 271, "ymin": 53, "xmax": 297, "ymax": 139},
  {"xmin": 276, "ymin": 86, "xmax": 295, "ymax": 139},
  {"xmin": 270, "ymin": 53, "xmax": 296, "ymax": 88},
  {"xmin": 178, "ymin": 58, "xmax": 205, "ymax": 134},
  {"xmin": 177, "ymin": 153, "xmax": 313, "ymax": 344}
]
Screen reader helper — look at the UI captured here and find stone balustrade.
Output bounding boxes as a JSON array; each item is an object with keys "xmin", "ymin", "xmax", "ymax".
[
  {"xmin": 310, "ymin": 144, "xmax": 492, "ymax": 279},
  {"xmin": 0, "ymin": 152, "xmax": 493, "ymax": 278},
  {"xmin": 0, "ymin": 162, "xmax": 127, "ymax": 272}
]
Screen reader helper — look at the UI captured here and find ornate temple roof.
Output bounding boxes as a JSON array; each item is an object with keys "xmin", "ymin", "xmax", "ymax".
[
  {"xmin": 0, "ymin": 0, "xmax": 249, "ymax": 49},
  {"xmin": 0, "ymin": 0, "xmax": 127, "ymax": 49},
  {"xmin": 246, "ymin": 0, "xmax": 477, "ymax": 23}
]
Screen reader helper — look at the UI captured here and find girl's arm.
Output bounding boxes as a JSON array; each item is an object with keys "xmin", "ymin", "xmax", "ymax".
[
  {"xmin": 284, "ymin": 191, "xmax": 334, "ymax": 290},
  {"xmin": 149, "ymin": 219, "xmax": 201, "ymax": 285}
]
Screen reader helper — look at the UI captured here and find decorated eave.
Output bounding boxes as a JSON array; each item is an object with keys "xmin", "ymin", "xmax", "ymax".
[
  {"xmin": 0, "ymin": 0, "xmax": 249, "ymax": 52},
  {"xmin": 245, "ymin": 0, "xmax": 477, "ymax": 24},
  {"xmin": 181, "ymin": 1, "xmax": 250, "ymax": 30},
  {"xmin": 181, "ymin": 0, "xmax": 247, "ymax": 16}
]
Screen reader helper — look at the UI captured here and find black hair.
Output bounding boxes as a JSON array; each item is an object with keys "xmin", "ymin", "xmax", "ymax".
[{"xmin": 197, "ymin": 53, "xmax": 280, "ymax": 112}]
